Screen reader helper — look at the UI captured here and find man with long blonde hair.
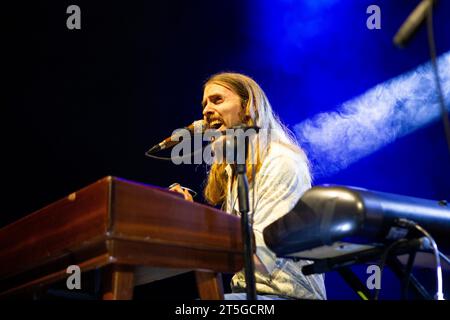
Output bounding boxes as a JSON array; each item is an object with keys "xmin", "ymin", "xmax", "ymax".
[{"xmin": 172, "ymin": 72, "xmax": 326, "ymax": 300}]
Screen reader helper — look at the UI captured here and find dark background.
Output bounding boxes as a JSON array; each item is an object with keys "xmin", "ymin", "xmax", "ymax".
[{"xmin": 3, "ymin": 0, "xmax": 450, "ymax": 300}]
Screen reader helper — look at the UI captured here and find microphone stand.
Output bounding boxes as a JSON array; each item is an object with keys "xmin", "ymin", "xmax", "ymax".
[
  {"xmin": 393, "ymin": 0, "xmax": 450, "ymax": 154},
  {"xmin": 231, "ymin": 126, "xmax": 257, "ymax": 300}
]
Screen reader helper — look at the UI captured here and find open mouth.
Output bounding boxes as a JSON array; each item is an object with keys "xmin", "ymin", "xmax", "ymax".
[{"xmin": 209, "ymin": 120, "xmax": 223, "ymax": 130}]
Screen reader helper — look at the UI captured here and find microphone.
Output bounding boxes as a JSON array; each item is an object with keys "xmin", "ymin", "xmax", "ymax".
[
  {"xmin": 146, "ymin": 119, "xmax": 205, "ymax": 154},
  {"xmin": 393, "ymin": 0, "xmax": 435, "ymax": 48}
]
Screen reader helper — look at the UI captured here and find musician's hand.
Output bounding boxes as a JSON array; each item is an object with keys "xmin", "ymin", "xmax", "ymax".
[{"xmin": 169, "ymin": 183, "xmax": 194, "ymax": 202}]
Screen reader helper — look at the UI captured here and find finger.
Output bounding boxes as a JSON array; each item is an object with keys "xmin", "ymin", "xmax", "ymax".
[
  {"xmin": 169, "ymin": 185, "xmax": 186, "ymax": 197},
  {"xmin": 169, "ymin": 185, "xmax": 192, "ymax": 201},
  {"xmin": 168, "ymin": 183, "xmax": 180, "ymax": 189},
  {"xmin": 183, "ymin": 189, "xmax": 194, "ymax": 202},
  {"xmin": 169, "ymin": 184, "xmax": 183, "ymax": 192}
]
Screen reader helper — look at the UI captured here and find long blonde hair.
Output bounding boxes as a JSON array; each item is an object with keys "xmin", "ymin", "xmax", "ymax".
[{"xmin": 203, "ymin": 72, "xmax": 307, "ymax": 205}]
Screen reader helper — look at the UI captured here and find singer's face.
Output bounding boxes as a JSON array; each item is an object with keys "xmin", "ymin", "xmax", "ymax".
[{"xmin": 202, "ymin": 83, "xmax": 243, "ymax": 131}]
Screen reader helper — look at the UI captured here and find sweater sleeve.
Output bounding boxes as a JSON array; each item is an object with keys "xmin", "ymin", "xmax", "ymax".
[{"xmin": 250, "ymin": 147, "xmax": 311, "ymax": 274}]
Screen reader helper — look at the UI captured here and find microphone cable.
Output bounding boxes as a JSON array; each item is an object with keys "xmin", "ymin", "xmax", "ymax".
[{"xmin": 396, "ymin": 218, "xmax": 445, "ymax": 300}]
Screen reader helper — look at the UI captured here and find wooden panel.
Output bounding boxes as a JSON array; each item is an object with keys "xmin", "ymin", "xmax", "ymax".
[
  {"xmin": 0, "ymin": 239, "xmax": 108, "ymax": 293},
  {"xmin": 102, "ymin": 265, "xmax": 135, "ymax": 300},
  {"xmin": 0, "ymin": 177, "xmax": 111, "ymax": 279},
  {"xmin": 0, "ymin": 254, "xmax": 111, "ymax": 298},
  {"xmin": 107, "ymin": 238, "xmax": 243, "ymax": 272},
  {"xmin": 110, "ymin": 177, "xmax": 243, "ymax": 253},
  {"xmin": 0, "ymin": 176, "xmax": 244, "ymax": 299},
  {"xmin": 195, "ymin": 271, "xmax": 224, "ymax": 300}
]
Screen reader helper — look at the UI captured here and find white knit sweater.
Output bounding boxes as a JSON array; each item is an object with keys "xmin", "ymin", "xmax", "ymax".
[{"xmin": 225, "ymin": 142, "xmax": 327, "ymax": 299}]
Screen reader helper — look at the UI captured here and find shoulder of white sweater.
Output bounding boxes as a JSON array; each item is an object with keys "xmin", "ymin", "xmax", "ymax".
[
  {"xmin": 263, "ymin": 142, "xmax": 308, "ymax": 165},
  {"xmin": 259, "ymin": 142, "xmax": 310, "ymax": 178}
]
